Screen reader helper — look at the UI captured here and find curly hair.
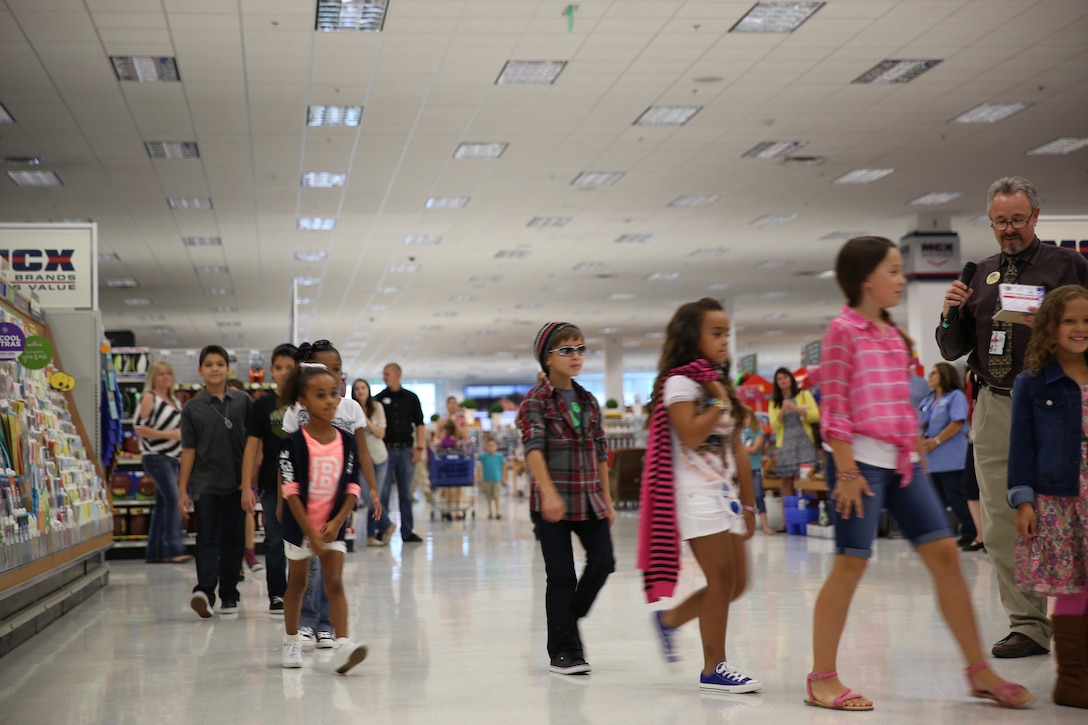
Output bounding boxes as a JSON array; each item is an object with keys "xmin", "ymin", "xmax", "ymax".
[
  {"xmin": 648, "ymin": 297, "xmax": 743, "ymax": 427},
  {"xmin": 1024, "ymin": 284, "xmax": 1088, "ymax": 374}
]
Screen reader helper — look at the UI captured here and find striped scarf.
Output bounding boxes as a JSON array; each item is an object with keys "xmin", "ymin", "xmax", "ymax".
[{"xmin": 637, "ymin": 358, "xmax": 721, "ymax": 603}]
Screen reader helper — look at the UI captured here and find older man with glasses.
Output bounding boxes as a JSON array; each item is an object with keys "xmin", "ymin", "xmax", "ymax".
[{"xmin": 936, "ymin": 176, "xmax": 1088, "ymax": 658}]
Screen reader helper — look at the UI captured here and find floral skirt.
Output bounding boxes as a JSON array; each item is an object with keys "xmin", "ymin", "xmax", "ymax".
[{"xmin": 1015, "ymin": 491, "xmax": 1088, "ymax": 595}]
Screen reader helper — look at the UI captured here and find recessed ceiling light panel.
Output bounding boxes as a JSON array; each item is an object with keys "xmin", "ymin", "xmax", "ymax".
[
  {"xmin": 195, "ymin": 265, "xmax": 229, "ymax": 275},
  {"xmin": 145, "ymin": 141, "xmax": 199, "ymax": 159},
  {"xmin": 755, "ymin": 260, "xmax": 787, "ymax": 270},
  {"xmin": 494, "ymin": 249, "xmax": 532, "ymax": 259},
  {"xmin": 819, "ymin": 230, "xmax": 868, "ymax": 240},
  {"xmin": 315, "ymin": 0, "xmax": 388, "ymax": 32},
  {"xmin": 99, "ymin": 251, "xmax": 121, "ymax": 263},
  {"xmin": 730, "ymin": 2, "xmax": 825, "ymax": 33},
  {"xmin": 183, "ymin": 236, "xmax": 221, "ymax": 246},
  {"xmin": 950, "ymin": 102, "xmax": 1032, "ymax": 124},
  {"xmin": 388, "ymin": 263, "xmax": 420, "ymax": 273},
  {"xmin": 833, "ymin": 168, "xmax": 894, "ymax": 184},
  {"xmin": 106, "ymin": 278, "xmax": 139, "ymax": 288},
  {"xmin": 306, "ymin": 105, "xmax": 362, "ymax": 126},
  {"xmin": 571, "ymin": 171, "xmax": 625, "ymax": 187},
  {"xmin": 634, "ymin": 106, "xmax": 702, "ymax": 126},
  {"xmin": 206, "ymin": 288, "xmax": 234, "ymax": 295},
  {"xmin": 123, "ymin": 298, "xmax": 152, "ymax": 306},
  {"xmin": 301, "ymin": 172, "xmax": 347, "ymax": 187},
  {"xmin": 853, "ymin": 59, "xmax": 942, "ymax": 84},
  {"xmin": 614, "ymin": 233, "xmax": 656, "ymax": 243},
  {"xmin": 496, "ymin": 60, "xmax": 567, "ymax": 85},
  {"xmin": 668, "ymin": 194, "xmax": 719, "ymax": 207},
  {"xmin": 7, "ymin": 170, "xmax": 62, "ymax": 186},
  {"xmin": 644, "ymin": 272, "xmax": 680, "ymax": 282},
  {"xmin": 453, "ymin": 142, "xmax": 508, "ymax": 160},
  {"xmin": 293, "ymin": 250, "xmax": 329, "ymax": 262},
  {"xmin": 425, "ymin": 196, "xmax": 469, "ymax": 209},
  {"xmin": 1026, "ymin": 137, "xmax": 1088, "ymax": 156},
  {"xmin": 573, "ymin": 262, "xmax": 608, "ymax": 272},
  {"xmin": 689, "ymin": 247, "xmax": 730, "ymax": 258},
  {"xmin": 297, "ymin": 217, "xmax": 336, "ymax": 230},
  {"xmin": 742, "ymin": 141, "xmax": 808, "ymax": 159},
  {"xmin": 907, "ymin": 191, "xmax": 963, "ymax": 206},
  {"xmin": 751, "ymin": 213, "xmax": 798, "ymax": 226},
  {"xmin": 212, "ymin": 306, "xmax": 238, "ymax": 313},
  {"xmin": 110, "ymin": 56, "xmax": 179, "ymax": 82},
  {"xmin": 167, "ymin": 197, "xmax": 212, "ymax": 209},
  {"xmin": 404, "ymin": 235, "xmax": 442, "ymax": 245},
  {"xmin": 527, "ymin": 216, "xmax": 570, "ymax": 228},
  {"xmin": 294, "ymin": 276, "xmax": 322, "ymax": 286}
]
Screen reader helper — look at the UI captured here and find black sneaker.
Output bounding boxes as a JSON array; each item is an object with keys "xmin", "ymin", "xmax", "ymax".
[
  {"xmin": 220, "ymin": 599, "xmax": 239, "ymax": 615},
  {"xmin": 269, "ymin": 596, "xmax": 284, "ymax": 616},
  {"xmin": 403, "ymin": 533, "xmax": 424, "ymax": 543},
  {"xmin": 549, "ymin": 652, "xmax": 591, "ymax": 675}
]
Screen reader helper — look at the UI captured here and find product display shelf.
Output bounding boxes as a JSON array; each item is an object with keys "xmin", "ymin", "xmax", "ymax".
[{"xmin": 0, "ymin": 292, "xmax": 113, "ymax": 644}]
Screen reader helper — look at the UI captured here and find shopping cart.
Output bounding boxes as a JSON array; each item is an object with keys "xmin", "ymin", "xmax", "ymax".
[{"xmin": 428, "ymin": 448, "xmax": 476, "ymax": 521}]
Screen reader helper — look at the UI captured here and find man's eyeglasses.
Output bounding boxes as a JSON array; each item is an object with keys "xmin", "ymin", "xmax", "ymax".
[
  {"xmin": 550, "ymin": 345, "xmax": 587, "ymax": 357},
  {"xmin": 990, "ymin": 214, "xmax": 1035, "ymax": 231}
]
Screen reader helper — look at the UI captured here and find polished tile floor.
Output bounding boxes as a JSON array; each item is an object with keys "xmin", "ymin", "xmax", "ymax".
[{"xmin": 0, "ymin": 491, "xmax": 1078, "ymax": 724}]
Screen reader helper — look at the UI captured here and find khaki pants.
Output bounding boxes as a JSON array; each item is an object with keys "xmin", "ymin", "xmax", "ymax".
[{"xmin": 973, "ymin": 388, "xmax": 1050, "ymax": 649}]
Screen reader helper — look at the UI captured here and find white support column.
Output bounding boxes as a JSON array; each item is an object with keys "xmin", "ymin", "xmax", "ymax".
[{"xmin": 603, "ymin": 333, "xmax": 624, "ymax": 405}]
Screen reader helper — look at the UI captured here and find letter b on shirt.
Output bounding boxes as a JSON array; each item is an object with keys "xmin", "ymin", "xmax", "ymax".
[{"xmin": 312, "ymin": 456, "xmax": 339, "ymax": 496}]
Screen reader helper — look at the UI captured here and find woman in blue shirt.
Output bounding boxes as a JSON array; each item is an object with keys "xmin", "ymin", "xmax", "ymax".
[{"xmin": 919, "ymin": 363, "xmax": 972, "ymax": 546}]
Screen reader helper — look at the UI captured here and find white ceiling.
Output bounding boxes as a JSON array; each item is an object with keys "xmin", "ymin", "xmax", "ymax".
[{"xmin": 2, "ymin": 0, "xmax": 1087, "ymax": 383}]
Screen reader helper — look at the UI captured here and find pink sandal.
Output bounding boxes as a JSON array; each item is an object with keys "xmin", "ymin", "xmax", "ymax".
[
  {"xmin": 965, "ymin": 662, "xmax": 1033, "ymax": 709},
  {"xmin": 804, "ymin": 671, "xmax": 874, "ymax": 711}
]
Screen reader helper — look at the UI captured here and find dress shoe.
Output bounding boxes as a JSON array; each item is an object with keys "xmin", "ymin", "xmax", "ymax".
[
  {"xmin": 961, "ymin": 540, "xmax": 985, "ymax": 552},
  {"xmin": 992, "ymin": 632, "xmax": 1049, "ymax": 659}
]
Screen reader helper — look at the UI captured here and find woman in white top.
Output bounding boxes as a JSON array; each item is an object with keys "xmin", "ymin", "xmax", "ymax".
[
  {"xmin": 134, "ymin": 360, "xmax": 190, "ymax": 563},
  {"xmin": 353, "ymin": 379, "xmax": 396, "ymax": 546}
]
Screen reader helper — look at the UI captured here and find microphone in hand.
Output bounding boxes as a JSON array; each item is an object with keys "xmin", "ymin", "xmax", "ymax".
[{"xmin": 943, "ymin": 261, "xmax": 977, "ymax": 326}]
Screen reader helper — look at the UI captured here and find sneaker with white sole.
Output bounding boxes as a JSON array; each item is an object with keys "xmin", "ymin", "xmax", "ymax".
[
  {"xmin": 331, "ymin": 639, "xmax": 368, "ymax": 674},
  {"xmin": 298, "ymin": 626, "xmax": 316, "ymax": 652},
  {"xmin": 652, "ymin": 610, "xmax": 680, "ymax": 663},
  {"xmin": 549, "ymin": 652, "xmax": 591, "ymax": 675},
  {"xmin": 699, "ymin": 661, "xmax": 762, "ymax": 694},
  {"xmin": 269, "ymin": 596, "xmax": 284, "ymax": 616},
  {"xmin": 316, "ymin": 630, "xmax": 335, "ymax": 649},
  {"xmin": 190, "ymin": 591, "xmax": 213, "ymax": 619},
  {"xmin": 282, "ymin": 637, "xmax": 303, "ymax": 669}
]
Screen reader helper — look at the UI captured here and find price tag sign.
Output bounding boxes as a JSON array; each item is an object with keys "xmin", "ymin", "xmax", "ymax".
[
  {"xmin": 18, "ymin": 335, "xmax": 54, "ymax": 370},
  {"xmin": 0, "ymin": 321, "xmax": 26, "ymax": 361}
]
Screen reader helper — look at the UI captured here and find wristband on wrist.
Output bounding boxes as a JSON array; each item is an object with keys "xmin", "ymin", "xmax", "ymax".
[
  {"xmin": 706, "ymin": 398, "xmax": 725, "ymax": 409},
  {"xmin": 836, "ymin": 469, "xmax": 860, "ymax": 481},
  {"xmin": 742, "ymin": 504, "xmax": 756, "ymax": 513}
]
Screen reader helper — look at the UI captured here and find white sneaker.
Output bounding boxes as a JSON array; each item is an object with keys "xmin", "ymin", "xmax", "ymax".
[
  {"xmin": 190, "ymin": 591, "xmax": 213, "ymax": 619},
  {"xmin": 282, "ymin": 638, "xmax": 303, "ymax": 669},
  {"xmin": 331, "ymin": 638, "xmax": 368, "ymax": 674},
  {"xmin": 298, "ymin": 626, "xmax": 316, "ymax": 652}
]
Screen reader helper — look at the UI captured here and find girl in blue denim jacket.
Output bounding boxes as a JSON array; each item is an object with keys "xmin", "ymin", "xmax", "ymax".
[{"xmin": 1008, "ymin": 284, "xmax": 1088, "ymax": 709}]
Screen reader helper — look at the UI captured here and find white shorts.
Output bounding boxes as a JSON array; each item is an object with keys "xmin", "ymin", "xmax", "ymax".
[
  {"xmin": 675, "ymin": 479, "xmax": 748, "ymax": 541},
  {"xmin": 284, "ymin": 540, "xmax": 348, "ymax": 561}
]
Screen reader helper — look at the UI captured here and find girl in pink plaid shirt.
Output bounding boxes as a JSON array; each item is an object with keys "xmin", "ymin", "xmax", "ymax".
[{"xmin": 805, "ymin": 237, "xmax": 1032, "ymax": 711}]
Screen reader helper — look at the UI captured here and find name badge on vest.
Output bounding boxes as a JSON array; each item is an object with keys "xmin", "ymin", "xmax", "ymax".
[{"xmin": 989, "ymin": 330, "xmax": 1006, "ymax": 355}]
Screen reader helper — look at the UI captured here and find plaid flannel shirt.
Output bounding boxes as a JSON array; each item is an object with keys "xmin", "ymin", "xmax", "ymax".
[{"xmin": 519, "ymin": 377, "xmax": 609, "ymax": 521}]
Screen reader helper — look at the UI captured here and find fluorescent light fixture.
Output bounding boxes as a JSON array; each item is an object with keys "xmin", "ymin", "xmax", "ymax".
[
  {"xmin": 206, "ymin": 288, "xmax": 234, "ymax": 295},
  {"xmin": 601, "ymin": 327, "xmax": 621, "ymax": 335},
  {"xmin": 0, "ymin": 102, "xmax": 13, "ymax": 123},
  {"xmin": 764, "ymin": 330, "xmax": 785, "ymax": 336},
  {"xmin": 623, "ymin": 341, "xmax": 641, "ymax": 349},
  {"xmin": 820, "ymin": 230, "xmax": 868, "ymax": 240},
  {"xmin": 110, "ymin": 56, "xmax": 179, "ymax": 82},
  {"xmin": 816, "ymin": 270, "xmax": 836, "ymax": 280},
  {"xmin": 51, "ymin": 217, "xmax": 91, "ymax": 223},
  {"xmin": 907, "ymin": 191, "xmax": 963, "ymax": 206},
  {"xmin": 853, "ymin": 59, "xmax": 942, "ymax": 84},
  {"xmin": 99, "ymin": 251, "xmax": 121, "ymax": 263},
  {"xmin": 644, "ymin": 272, "xmax": 680, "ymax": 282},
  {"xmin": 950, "ymin": 102, "xmax": 1032, "ymax": 124},
  {"xmin": 367, "ymin": 304, "xmax": 388, "ymax": 311},
  {"xmin": 7, "ymin": 170, "xmax": 62, "ymax": 186},
  {"xmin": 150, "ymin": 326, "xmax": 175, "ymax": 334},
  {"xmin": 1027, "ymin": 137, "xmax": 1088, "ymax": 156},
  {"xmin": 424, "ymin": 196, "xmax": 469, "ymax": 209},
  {"xmin": 469, "ymin": 275, "xmax": 502, "ymax": 284},
  {"xmin": 216, "ymin": 321, "xmax": 241, "ymax": 327},
  {"xmin": 301, "ymin": 171, "xmax": 347, "ymax": 187},
  {"xmin": 388, "ymin": 263, "xmax": 420, "ymax": 273},
  {"xmin": 315, "ymin": 0, "xmax": 388, "ymax": 32},
  {"xmin": 2, "ymin": 156, "xmax": 41, "ymax": 165},
  {"xmin": 614, "ymin": 233, "xmax": 656, "ymax": 243},
  {"xmin": 573, "ymin": 262, "xmax": 608, "ymax": 272},
  {"xmin": 293, "ymin": 250, "xmax": 328, "ymax": 262},
  {"xmin": 295, "ymin": 298, "xmax": 315, "ymax": 305},
  {"xmin": 212, "ymin": 306, "xmax": 238, "ymax": 313},
  {"xmin": 106, "ymin": 278, "xmax": 139, "ymax": 288},
  {"xmin": 404, "ymin": 234, "xmax": 442, "ymax": 245},
  {"xmin": 378, "ymin": 286, "xmax": 402, "ymax": 295},
  {"xmin": 123, "ymin": 298, "xmax": 152, "ymax": 306},
  {"xmin": 145, "ymin": 142, "xmax": 199, "ymax": 159},
  {"xmin": 195, "ymin": 265, "xmax": 228, "ymax": 274},
  {"xmin": 450, "ymin": 294, "xmax": 477, "ymax": 303},
  {"xmin": 608, "ymin": 292, "xmax": 637, "ymax": 301},
  {"xmin": 183, "ymin": 236, "xmax": 221, "ymax": 246},
  {"xmin": 137, "ymin": 314, "xmax": 165, "ymax": 321},
  {"xmin": 434, "ymin": 311, "xmax": 458, "ymax": 318},
  {"xmin": 527, "ymin": 216, "xmax": 571, "ymax": 228},
  {"xmin": 764, "ymin": 312, "xmax": 787, "ymax": 321},
  {"xmin": 453, "ymin": 142, "xmax": 508, "ymax": 160},
  {"xmin": 730, "ymin": 2, "xmax": 824, "ymax": 33},
  {"xmin": 222, "ymin": 332, "xmax": 244, "ymax": 340},
  {"xmin": 707, "ymin": 282, "xmax": 730, "ymax": 290},
  {"xmin": 669, "ymin": 194, "xmax": 719, "ymax": 207},
  {"xmin": 496, "ymin": 60, "xmax": 567, "ymax": 85},
  {"xmin": 306, "ymin": 105, "xmax": 362, "ymax": 126},
  {"xmin": 751, "ymin": 213, "xmax": 798, "ymax": 226},
  {"xmin": 689, "ymin": 247, "xmax": 730, "ymax": 258},
  {"xmin": 761, "ymin": 290, "xmax": 789, "ymax": 299},
  {"xmin": 297, "ymin": 217, "xmax": 336, "ymax": 230},
  {"xmin": 742, "ymin": 141, "xmax": 807, "ymax": 159},
  {"xmin": 294, "ymin": 276, "xmax": 322, "ymax": 286},
  {"xmin": 515, "ymin": 302, "xmax": 543, "ymax": 309},
  {"xmin": 833, "ymin": 168, "xmax": 894, "ymax": 184},
  {"xmin": 634, "ymin": 106, "xmax": 702, "ymax": 126},
  {"xmin": 162, "ymin": 339, "xmax": 181, "ymax": 345},
  {"xmin": 494, "ymin": 249, "xmax": 532, "ymax": 259},
  {"xmin": 571, "ymin": 171, "xmax": 625, "ymax": 187},
  {"xmin": 167, "ymin": 197, "xmax": 212, "ymax": 209},
  {"xmin": 755, "ymin": 259, "xmax": 787, "ymax": 270}
]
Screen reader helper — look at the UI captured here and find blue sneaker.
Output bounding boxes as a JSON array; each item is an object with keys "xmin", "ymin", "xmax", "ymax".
[
  {"xmin": 699, "ymin": 661, "xmax": 762, "ymax": 693},
  {"xmin": 652, "ymin": 611, "xmax": 680, "ymax": 663}
]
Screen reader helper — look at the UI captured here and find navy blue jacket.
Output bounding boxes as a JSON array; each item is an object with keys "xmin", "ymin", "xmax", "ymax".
[
  {"xmin": 278, "ymin": 428, "xmax": 359, "ymax": 547},
  {"xmin": 1007, "ymin": 360, "xmax": 1084, "ymax": 507}
]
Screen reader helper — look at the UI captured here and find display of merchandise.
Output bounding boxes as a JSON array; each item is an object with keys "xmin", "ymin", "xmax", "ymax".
[{"xmin": 0, "ymin": 304, "xmax": 111, "ymax": 576}]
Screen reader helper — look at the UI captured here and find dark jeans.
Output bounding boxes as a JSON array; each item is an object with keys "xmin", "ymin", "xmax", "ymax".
[
  {"xmin": 531, "ymin": 511, "xmax": 615, "ymax": 659},
  {"xmin": 366, "ymin": 460, "xmax": 392, "ymax": 539},
  {"xmin": 143, "ymin": 454, "xmax": 185, "ymax": 562},
  {"xmin": 260, "ymin": 488, "xmax": 286, "ymax": 599},
  {"xmin": 381, "ymin": 447, "xmax": 416, "ymax": 539},
  {"xmin": 930, "ymin": 469, "xmax": 976, "ymax": 541},
  {"xmin": 299, "ymin": 555, "xmax": 331, "ymax": 632},
  {"xmin": 192, "ymin": 490, "xmax": 244, "ymax": 607}
]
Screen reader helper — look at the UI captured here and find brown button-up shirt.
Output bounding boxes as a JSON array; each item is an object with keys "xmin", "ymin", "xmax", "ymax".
[{"xmin": 935, "ymin": 238, "xmax": 1088, "ymax": 388}]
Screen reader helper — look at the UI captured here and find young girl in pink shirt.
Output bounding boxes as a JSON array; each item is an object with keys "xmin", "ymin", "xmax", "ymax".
[
  {"xmin": 278, "ymin": 363, "xmax": 368, "ymax": 674},
  {"xmin": 807, "ymin": 236, "xmax": 1032, "ymax": 711}
]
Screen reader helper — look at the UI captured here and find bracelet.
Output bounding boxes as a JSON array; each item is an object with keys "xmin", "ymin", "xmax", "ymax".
[
  {"xmin": 934, "ymin": 436, "xmax": 942, "ymax": 446},
  {"xmin": 835, "ymin": 469, "xmax": 860, "ymax": 481},
  {"xmin": 706, "ymin": 398, "xmax": 725, "ymax": 409},
  {"xmin": 742, "ymin": 504, "xmax": 756, "ymax": 513}
]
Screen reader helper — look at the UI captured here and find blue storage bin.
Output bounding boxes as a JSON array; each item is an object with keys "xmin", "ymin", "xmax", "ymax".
[{"xmin": 785, "ymin": 506, "xmax": 819, "ymax": 535}]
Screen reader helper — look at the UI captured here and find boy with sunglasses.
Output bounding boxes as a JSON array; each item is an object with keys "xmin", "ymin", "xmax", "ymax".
[{"xmin": 520, "ymin": 322, "xmax": 616, "ymax": 675}]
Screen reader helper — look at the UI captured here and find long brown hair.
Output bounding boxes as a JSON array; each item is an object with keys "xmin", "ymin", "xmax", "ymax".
[
  {"xmin": 1025, "ymin": 284, "xmax": 1088, "ymax": 373},
  {"xmin": 648, "ymin": 297, "xmax": 743, "ymax": 427},
  {"xmin": 835, "ymin": 235, "xmax": 912, "ymax": 349}
]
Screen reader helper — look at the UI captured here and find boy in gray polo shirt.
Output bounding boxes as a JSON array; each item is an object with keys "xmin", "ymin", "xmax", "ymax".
[{"xmin": 178, "ymin": 345, "xmax": 253, "ymax": 618}]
